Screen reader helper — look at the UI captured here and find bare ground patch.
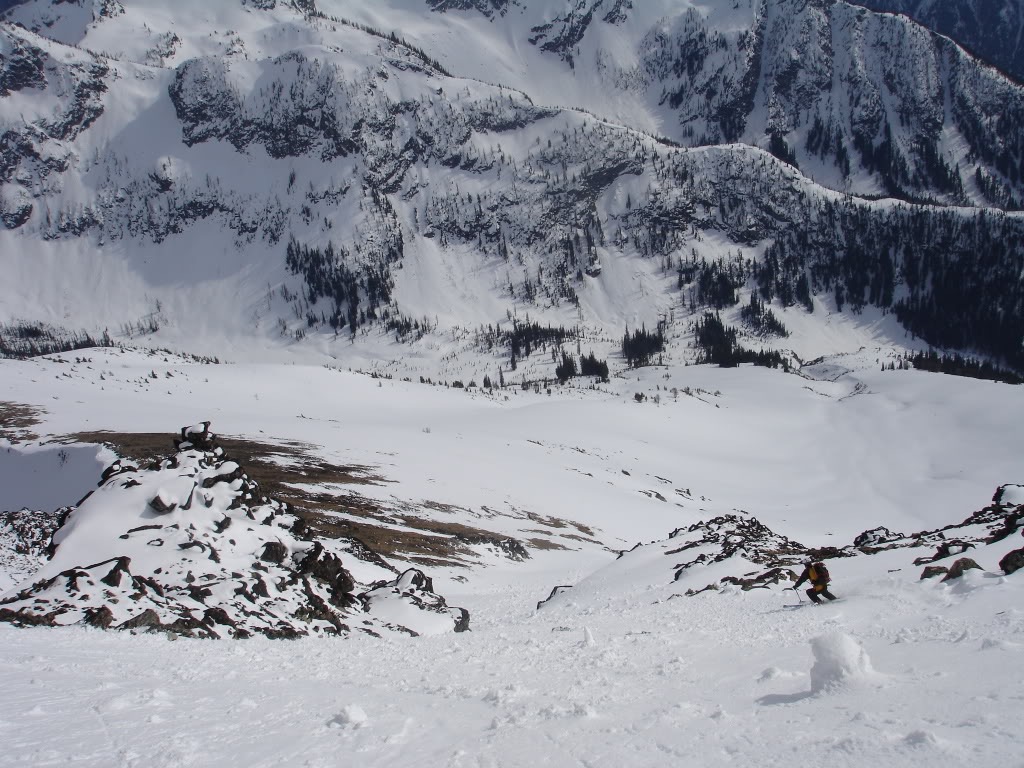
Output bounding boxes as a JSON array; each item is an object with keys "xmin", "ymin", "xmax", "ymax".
[
  {"xmin": 0, "ymin": 402, "xmax": 44, "ymax": 443},
  {"xmin": 66, "ymin": 430, "xmax": 585, "ymax": 567}
]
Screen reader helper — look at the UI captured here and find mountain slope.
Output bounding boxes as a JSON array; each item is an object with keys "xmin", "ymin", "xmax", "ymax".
[
  {"xmin": 0, "ymin": 0, "xmax": 1022, "ymax": 375},
  {"xmin": 1, "ymin": 341, "xmax": 1023, "ymax": 765},
  {"xmin": 851, "ymin": 0, "xmax": 1024, "ymax": 82}
]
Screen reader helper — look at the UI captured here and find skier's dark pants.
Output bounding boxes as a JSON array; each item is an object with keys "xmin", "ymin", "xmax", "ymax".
[{"xmin": 807, "ymin": 587, "xmax": 837, "ymax": 603}]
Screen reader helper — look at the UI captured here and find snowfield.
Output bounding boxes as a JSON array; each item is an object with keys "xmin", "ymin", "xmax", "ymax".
[{"xmin": 1, "ymin": 347, "xmax": 1023, "ymax": 766}]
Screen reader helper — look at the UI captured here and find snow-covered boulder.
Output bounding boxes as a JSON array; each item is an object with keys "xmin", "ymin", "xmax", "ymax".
[{"xmin": 0, "ymin": 423, "xmax": 469, "ymax": 638}]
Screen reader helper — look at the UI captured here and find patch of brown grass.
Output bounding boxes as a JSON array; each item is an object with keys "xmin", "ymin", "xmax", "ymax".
[
  {"xmin": 66, "ymin": 430, "xmax": 578, "ymax": 567},
  {"xmin": 0, "ymin": 402, "xmax": 43, "ymax": 443}
]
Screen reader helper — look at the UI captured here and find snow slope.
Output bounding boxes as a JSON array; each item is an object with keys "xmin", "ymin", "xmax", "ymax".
[{"xmin": 0, "ymin": 346, "xmax": 1022, "ymax": 765}]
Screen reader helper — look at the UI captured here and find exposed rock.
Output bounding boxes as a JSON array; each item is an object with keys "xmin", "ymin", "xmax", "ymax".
[
  {"xmin": 454, "ymin": 533, "xmax": 530, "ymax": 561},
  {"xmin": 720, "ymin": 567, "xmax": 798, "ymax": 591},
  {"xmin": 177, "ymin": 421, "xmax": 214, "ymax": 450},
  {"xmin": 536, "ymin": 585, "xmax": 573, "ymax": 610},
  {"xmin": 148, "ymin": 490, "xmax": 178, "ymax": 514},
  {"xmin": 0, "ymin": 423, "xmax": 468, "ymax": 639},
  {"xmin": 99, "ymin": 556, "xmax": 131, "ymax": 587},
  {"xmin": 360, "ymin": 568, "xmax": 469, "ymax": 635},
  {"xmin": 84, "ymin": 606, "xmax": 114, "ymax": 629},
  {"xmin": 854, "ymin": 526, "xmax": 903, "ymax": 549},
  {"xmin": 260, "ymin": 541, "xmax": 288, "ymax": 564},
  {"xmin": 546, "ymin": 484, "xmax": 1023, "ymax": 603},
  {"xmin": 295, "ymin": 541, "xmax": 356, "ymax": 608},
  {"xmin": 426, "ymin": 0, "xmax": 511, "ymax": 17},
  {"xmin": 941, "ymin": 558, "xmax": 982, "ymax": 581},
  {"xmin": 667, "ymin": 514, "xmax": 808, "ymax": 582},
  {"xmin": 999, "ymin": 548, "xmax": 1024, "ymax": 576},
  {"xmin": 118, "ymin": 609, "xmax": 163, "ymax": 632},
  {"xmin": 0, "ymin": 508, "xmax": 62, "ymax": 587}
]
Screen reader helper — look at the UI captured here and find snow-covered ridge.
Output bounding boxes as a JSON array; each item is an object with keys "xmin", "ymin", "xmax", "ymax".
[
  {"xmin": 538, "ymin": 484, "xmax": 1024, "ymax": 613},
  {"xmin": 0, "ymin": 421, "xmax": 470, "ymax": 638},
  {"xmin": 0, "ymin": 1, "xmax": 1022, "ymax": 379}
]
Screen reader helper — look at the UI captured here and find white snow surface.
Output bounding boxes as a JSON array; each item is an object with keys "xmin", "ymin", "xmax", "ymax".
[{"xmin": 0, "ymin": 347, "xmax": 1022, "ymax": 766}]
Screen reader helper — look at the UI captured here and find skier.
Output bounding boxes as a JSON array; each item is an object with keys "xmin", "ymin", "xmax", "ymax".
[{"xmin": 792, "ymin": 559, "xmax": 837, "ymax": 603}]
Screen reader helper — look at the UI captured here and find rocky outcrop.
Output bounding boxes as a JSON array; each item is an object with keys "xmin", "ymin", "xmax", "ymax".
[
  {"xmin": 941, "ymin": 557, "xmax": 982, "ymax": 581},
  {"xmin": 0, "ymin": 422, "xmax": 469, "ymax": 638},
  {"xmin": 0, "ymin": 506, "xmax": 63, "ymax": 587},
  {"xmin": 542, "ymin": 484, "xmax": 1024, "ymax": 600},
  {"xmin": 427, "ymin": 0, "xmax": 512, "ymax": 17},
  {"xmin": 999, "ymin": 548, "xmax": 1024, "ymax": 576},
  {"xmin": 666, "ymin": 514, "xmax": 808, "ymax": 582},
  {"xmin": 920, "ymin": 565, "xmax": 948, "ymax": 580}
]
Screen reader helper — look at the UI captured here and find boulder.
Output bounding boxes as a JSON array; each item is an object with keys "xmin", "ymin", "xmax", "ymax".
[
  {"xmin": 85, "ymin": 606, "xmax": 114, "ymax": 629},
  {"xmin": 148, "ymin": 490, "xmax": 178, "ymax": 514},
  {"xmin": 295, "ymin": 542, "xmax": 356, "ymax": 607},
  {"xmin": 117, "ymin": 609, "xmax": 163, "ymax": 631},
  {"xmin": 99, "ymin": 556, "xmax": 132, "ymax": 587},
  {"xmin": 260, "ymin": 541, "xmax": 288, "ymax": 564},
  {"xmin": 998, "ymin": 547, "xmax": 1024, "ymax": 576},
  {"xmin": 941, "ymin": 558, "xmax": 982, "ymax": 581},
  {"xmin": 920, "ymin": 565, "xmax": 948, "ymax": 580}
]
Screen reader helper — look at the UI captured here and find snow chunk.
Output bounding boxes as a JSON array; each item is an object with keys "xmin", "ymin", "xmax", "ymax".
[
  {"xmin": 809, "ymin": 633, "xmax": 881, "ymax": 693},
  {"xmin": 329, "ymin": 705, "xmax": 368, "ymax": 729}
]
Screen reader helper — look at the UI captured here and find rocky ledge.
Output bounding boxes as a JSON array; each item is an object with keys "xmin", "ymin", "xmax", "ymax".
[{"xmin": 0, "ymin": 422, "xmax": 469, "ymax": 638}]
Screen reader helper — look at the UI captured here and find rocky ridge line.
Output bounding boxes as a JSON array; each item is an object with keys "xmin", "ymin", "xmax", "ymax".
[{"xmin": 0, "ymin": 422, "xmax": 470, "ymax": 638}]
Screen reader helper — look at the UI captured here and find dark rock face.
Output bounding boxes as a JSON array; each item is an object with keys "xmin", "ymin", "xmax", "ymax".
[
  {"xmin": 0, "ymin": 26, "xmax": 108, "ymax": 231},
  {"xmin": 295, "ymin": 542, "xmax": 356, "ymax": 608},
  {"xmin": 426, "ymin": 0, "xmax": 513, "ymax": 17},
  {"xmin": 260, "ymin": 541, "xmax": 288, "ymax": 564},
  {"xmin": 0, "ymin": 35, "xmax": 45, "ymax": 96},
  {"xmin": 941, "ymin": 557, "xmax": 983, "ymax": 581},
  {"xmin": 0, "ymin": 423, "xmax": 469, "ymax": 639},
  {"xmin": 667, "ymin": 515, "xmax": 808, "ymax": 582},
  {"xmin": 920, "ymin": 565, "xmax": 949, "ymax": 580},
  {"xmin": 999, "ymin": 548, "xmax": 1024, "ymax": 575}
]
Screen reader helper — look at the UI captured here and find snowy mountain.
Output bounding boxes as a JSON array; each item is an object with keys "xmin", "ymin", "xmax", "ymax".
[
  {"xmin": 0, "ymin": 0, "xmax": 1023, "ymax": 378},
  {"xmin": 852, "ymin": 0, "xmax": 1024, "ymax": 82},
  {"xmin": 3, "ymin": 3, "xmax": 1024, "ymax": 764}
]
